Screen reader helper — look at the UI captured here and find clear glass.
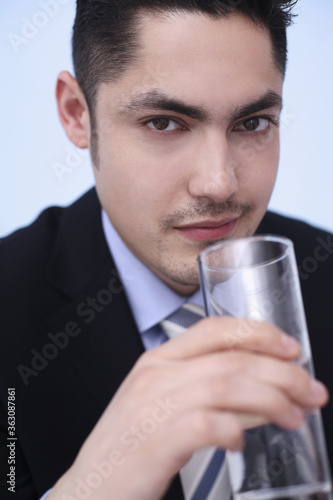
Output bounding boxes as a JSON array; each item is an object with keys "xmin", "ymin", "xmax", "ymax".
[{"xmin": 198, "ymin": 235, "xmax": 332, "ymax": 500}]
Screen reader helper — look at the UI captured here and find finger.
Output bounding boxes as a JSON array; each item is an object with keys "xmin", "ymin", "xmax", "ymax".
[
  {"xmin": 169, "ymin": 350, "xmax": 328, "ymax": 413},
  {"xmin": 230, "ymin": 351, "xmax": 329, "ymax": 409},
  {"xmin": 169, "ymin": 409, "xmax": 245, "ymax": 456},
  {"xmin": 176, "ymin": 373, "xmax": 305, "ymax": 430},
  {"xmin": 157, "ymin": 316, "xmax": 300, "ymax": 360}
]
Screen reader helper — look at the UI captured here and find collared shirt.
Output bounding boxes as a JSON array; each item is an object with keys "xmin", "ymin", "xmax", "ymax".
[
  {"xmin": 101, "ymin": 209, "xmax": 205, "ymax": 349},
  {"xmin": 39, "ymin": 209, "xmax": 205, "ymax": 500}
]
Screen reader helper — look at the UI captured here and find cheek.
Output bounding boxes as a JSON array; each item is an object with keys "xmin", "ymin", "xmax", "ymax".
[
  {"xmin": 235, "ymin": 129, "xmax": 279, "ymax": 161},
  {"xmin": 95, "ymin": 143, "xmax": 176, "ymax": 220},
  {"xmin": 240, "ymin": 161, "xmax": 278, "ymax": 201},
  {"xmin": 235, "ymin": 133, "xmax": 280, "ymax": 190}
]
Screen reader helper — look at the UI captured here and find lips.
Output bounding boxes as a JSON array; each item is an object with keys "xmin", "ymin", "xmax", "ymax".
[{"xmin": 175, "ymin": 217, "xmax": 239, "ymax": 241}]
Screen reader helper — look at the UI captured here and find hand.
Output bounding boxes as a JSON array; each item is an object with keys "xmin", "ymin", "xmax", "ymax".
[{"xmin": 49, "ymin": 317, "xmax": 328, "ymax": 500}]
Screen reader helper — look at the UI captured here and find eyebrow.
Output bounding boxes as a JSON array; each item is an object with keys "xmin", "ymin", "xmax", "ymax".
[
  {"xmin": 120, "ymin": 89, "xmax": 282, "ymax": 123},
  {"xmin": 121, "ymin": 89, "xmax": 209, "ymax": 121},
  {"xmin": 229, "ymin": 91, "xmax": 283, "ymax": 122}
]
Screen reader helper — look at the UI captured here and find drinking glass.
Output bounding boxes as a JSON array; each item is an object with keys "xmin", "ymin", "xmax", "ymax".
[{"xmin": 198, "ymin": 235, "xmax": 332, "ymax": 500}]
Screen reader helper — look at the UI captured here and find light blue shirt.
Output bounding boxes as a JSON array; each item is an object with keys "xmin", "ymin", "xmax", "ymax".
[
  {"xmin": 40, "ymin": 209, "xmax": 205, "ymax": 500},
  {"xmin": 101, "ymin": 209, "xmax": 205, "ymax": 348}
]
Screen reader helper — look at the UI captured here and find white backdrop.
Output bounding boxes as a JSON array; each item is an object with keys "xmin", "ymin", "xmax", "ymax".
[{"xmin": 1, "ymin": 0, "xmax": 332, "ymax": 237}]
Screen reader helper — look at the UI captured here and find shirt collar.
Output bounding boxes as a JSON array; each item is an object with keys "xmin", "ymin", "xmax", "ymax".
[{"xmin": 101, "ymin": 209, "xmax": 203, "ymax": 333}]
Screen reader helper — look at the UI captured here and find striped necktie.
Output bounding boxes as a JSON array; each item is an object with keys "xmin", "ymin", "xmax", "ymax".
[{"xmin": 161, "ymin": 304, "xmax": 232, "ymax": 500}]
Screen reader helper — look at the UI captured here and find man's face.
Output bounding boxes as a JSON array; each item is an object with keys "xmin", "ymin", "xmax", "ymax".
[{"xmin": 90, "ymin": 12, "xmax": 283, "ymax": 295}]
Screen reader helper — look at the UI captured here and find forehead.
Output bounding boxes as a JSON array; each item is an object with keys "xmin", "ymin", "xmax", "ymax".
[
  {"xmin": 97, "ymin": 11, "xmax": 283, "ymax": 119},
  {"xmin": 138, "ymin": 11, "xmax": 273, "ymax": 65}
]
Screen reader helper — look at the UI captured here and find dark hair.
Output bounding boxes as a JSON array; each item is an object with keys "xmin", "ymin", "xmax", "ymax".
[{"xmin": 73, "ymin": 0, "xmax": 297, "ymax": 142}]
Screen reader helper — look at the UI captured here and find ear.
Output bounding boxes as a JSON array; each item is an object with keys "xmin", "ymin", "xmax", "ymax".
[{"xmin": 56, "ymin": 71, "xmax": 90, "ymax": 149}]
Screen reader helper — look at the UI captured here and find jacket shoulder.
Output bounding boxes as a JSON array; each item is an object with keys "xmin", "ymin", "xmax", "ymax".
[
  {"xmin": 258, "ymin": 211, "xmax": 333, "ymax": 267},
  {"xmin": 0, "ymin": 189, "xmax": 98, "ymax": 283}
]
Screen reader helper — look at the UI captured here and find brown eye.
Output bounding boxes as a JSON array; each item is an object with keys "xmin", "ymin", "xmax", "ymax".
[
  {"xmin": 233, "ymin": 117, "xmax": 271, "ymax": 133},
  {"xmin": 146, "ymin": 117, "xmax": 181, "ymax": 132},
  {"xmin": 243, "ymin": 118, "xmax": 260, "ymax": 131},
  {"xmin": 151, "ymin": 118, "xmax": 171, "ymax": 130}
]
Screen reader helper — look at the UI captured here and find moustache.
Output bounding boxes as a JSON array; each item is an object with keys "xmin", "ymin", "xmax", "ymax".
[{"xmin": 161, "ymin": 200, "xmax": 254, "ymax": 229}]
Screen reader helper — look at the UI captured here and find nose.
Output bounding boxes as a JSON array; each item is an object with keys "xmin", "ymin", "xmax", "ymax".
[{"xmin": 187, "ymin": 132, "xmax": 238, "ymax": 203}]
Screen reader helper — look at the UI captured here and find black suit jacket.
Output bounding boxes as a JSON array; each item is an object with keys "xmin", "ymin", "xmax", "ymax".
[{"xmin": 1, "ymin": 188, "xmax": 333, "ymax": 499}]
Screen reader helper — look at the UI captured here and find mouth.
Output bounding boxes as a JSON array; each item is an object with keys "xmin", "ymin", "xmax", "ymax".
[{"xmin": 174, "ymin": 217, "xmax": 239, "ymax": 241}]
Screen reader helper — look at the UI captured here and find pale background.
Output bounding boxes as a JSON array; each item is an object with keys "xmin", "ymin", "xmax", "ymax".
[{"xmin": 1, "ymin": 0, "xmax": 332, "ymax": 237}]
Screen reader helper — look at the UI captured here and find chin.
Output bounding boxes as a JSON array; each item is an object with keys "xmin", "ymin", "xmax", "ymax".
[{"xmin": 164, "ymin": 266, "xmax": 200, "ymax": 289}]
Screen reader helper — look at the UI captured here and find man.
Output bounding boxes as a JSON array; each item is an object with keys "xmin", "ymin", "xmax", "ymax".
[{"xmin": 1, "ymin": 1, "xmax": 332, "ymax": 499}]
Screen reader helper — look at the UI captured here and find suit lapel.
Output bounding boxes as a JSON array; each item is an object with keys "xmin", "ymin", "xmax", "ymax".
[
  {"xmin": 47, "ymin": 261, "xmax": 145, "ymax": 411},
  {"xmin": 44, "ymin": 188, "xmax": 185, "ymax": 499},
  {"xmin": 45, "ymin": 188, "xmax": 145, "ymax": 411}
]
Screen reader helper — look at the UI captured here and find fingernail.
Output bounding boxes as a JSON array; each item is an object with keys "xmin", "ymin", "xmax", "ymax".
[
  {"xmin": 311, "ymin": 379, "xmax": 327, "ymax": 399},
  {"xmin": 281, "ymin": 333, "xmax": 299, "ymax": 352}
]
